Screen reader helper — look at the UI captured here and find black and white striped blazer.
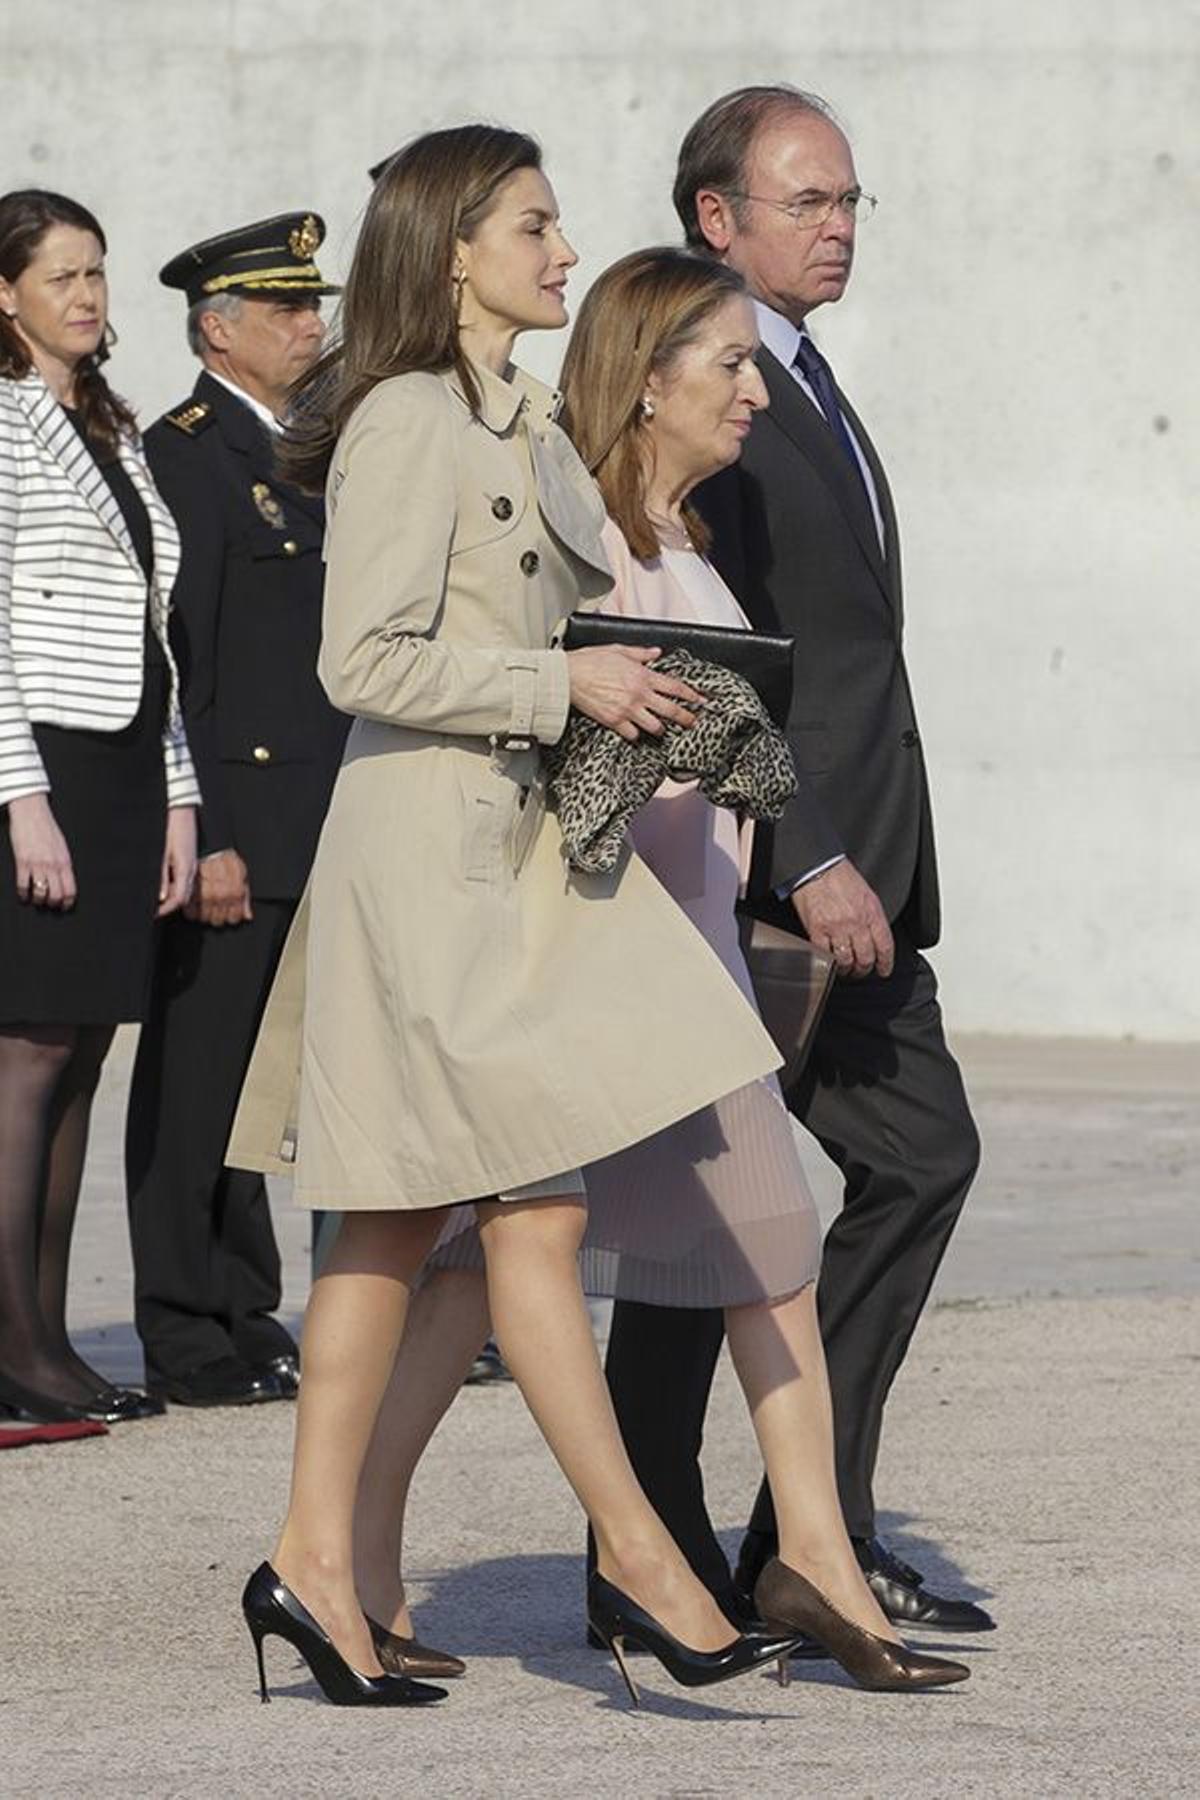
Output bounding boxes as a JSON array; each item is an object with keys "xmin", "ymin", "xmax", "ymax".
[{"xmin": 0, "ymin": 371, "xmax": 200, "ymax": 810}]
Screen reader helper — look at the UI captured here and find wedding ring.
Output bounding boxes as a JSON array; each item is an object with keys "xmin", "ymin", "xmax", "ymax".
[
  {"xmin": 833, "ymin": 941, "xmax": 851, "ymax": 955},
  {"xmin": 32, "ymin": 877, "xmax": 49, "ymax": 895}
]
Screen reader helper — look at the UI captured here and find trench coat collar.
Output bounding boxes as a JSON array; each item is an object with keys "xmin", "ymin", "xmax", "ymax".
[{"xmin": 444, "ymin": 357, "xmax": 562, "ymax": 436}]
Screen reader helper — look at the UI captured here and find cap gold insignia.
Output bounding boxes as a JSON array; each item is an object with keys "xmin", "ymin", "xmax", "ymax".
[
  {"xmin": 252, "ymin": 482, "xmax": 286, "ymax": 528},
  {"xmin": 288, "ymin": 215, "xmax": 321, "ymax": 260}
]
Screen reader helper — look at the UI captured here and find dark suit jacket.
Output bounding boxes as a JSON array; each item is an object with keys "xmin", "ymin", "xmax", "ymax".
[
  {"xmin": 144, "ymin": 371, "xmax": 348, "ymax": 899},
  {"xmin": 696, "ymin": 345, "xmax": 940, "ymax": 947}
]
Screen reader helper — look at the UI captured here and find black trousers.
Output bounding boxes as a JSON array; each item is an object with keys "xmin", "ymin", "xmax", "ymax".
[
  {"xmin": 603, "ymin": 931, "xmax": 980, "ymax": 1585},
  {"xmin": 125, "ymin": 899, "xmax": 298, "ymax": 1381}
]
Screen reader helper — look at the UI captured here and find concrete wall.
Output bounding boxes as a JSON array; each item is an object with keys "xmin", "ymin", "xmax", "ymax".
[{"xmin": 4, "ymin": 1, "xmax": 1197, "ymax": 1039}]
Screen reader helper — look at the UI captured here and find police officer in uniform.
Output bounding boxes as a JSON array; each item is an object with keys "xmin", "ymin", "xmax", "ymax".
[{"xmin": 125, "ymin": 214, "xmax": 348, "ymax": 1406}]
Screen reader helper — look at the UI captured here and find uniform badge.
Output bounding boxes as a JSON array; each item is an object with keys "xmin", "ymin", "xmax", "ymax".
[
  {"xmin": 164, "ymin": 400, "xmax": 214, "ymax": 436},
  {"xmin": 252, "ymin": 482, "xmax": 286, "ymax": 528},
  {"xmin": 289, "ymin": 214, "xmax": 322, "ymax": 260}
]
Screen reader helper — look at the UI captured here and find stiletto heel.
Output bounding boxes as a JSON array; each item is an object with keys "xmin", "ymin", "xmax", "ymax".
[
  {"xmin": 249, "ymin": 1624, "xmax": 270, "ymax": 1703},
  {"xmin": 241, "ymin": 1563, "xmax": 449, "ymax": 1708},
  {"xmin": 754, "ymin": 1558, "xmax": 971, "ymax": 1693},
  {"xmin": 587, "ymin": 1571, "xmax": 803, "ymax": 1705},
  {"xmin": 606, "ymin": 1632, "xmax": 641, "ymax": 1707}
]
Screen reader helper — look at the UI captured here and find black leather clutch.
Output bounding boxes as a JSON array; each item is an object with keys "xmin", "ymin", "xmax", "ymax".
[{"xmin": 562, "ymin": 611, "xmax": 795, "ymax": 730}]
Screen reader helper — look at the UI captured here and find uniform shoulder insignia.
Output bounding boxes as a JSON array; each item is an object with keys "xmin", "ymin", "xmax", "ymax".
[{"xmin": 163, "ymin": 400, "xmax": 215, "ymax": 436}]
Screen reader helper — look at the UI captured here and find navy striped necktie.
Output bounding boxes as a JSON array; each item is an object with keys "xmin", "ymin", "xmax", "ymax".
[{"xmin": 793, "ymin": 333, "xmax": 870, "ymax": 498}]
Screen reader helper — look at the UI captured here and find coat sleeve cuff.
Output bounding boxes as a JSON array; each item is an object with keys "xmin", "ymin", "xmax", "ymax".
[{"xmin": 503, "ymin": 648, "xmax": 570, "ymax": 747}]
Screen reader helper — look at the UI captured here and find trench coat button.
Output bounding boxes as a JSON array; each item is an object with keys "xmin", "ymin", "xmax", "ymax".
[
  {"xmin": 252, "ymin": 744, "xmax": 272, "ymax": 764},
  {"xmin": 900, "ymin": 729, "xmax": 919, "ymax": 748},
  {"xmin": 492, "ymin": 495, "xmax": 513, "ymax": 520},
  {"xmin": 520, "ymin": 549, "xmax": 540, "ymax": 576},
  {"xmin": 282, "ymin": 538, "xmax": 299, "ymax": 556}
]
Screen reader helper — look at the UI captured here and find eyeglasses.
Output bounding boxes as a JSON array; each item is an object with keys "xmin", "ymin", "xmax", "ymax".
[{"xmin": 731, "ymin": 189, "xmax": 877, "ymax": 229}]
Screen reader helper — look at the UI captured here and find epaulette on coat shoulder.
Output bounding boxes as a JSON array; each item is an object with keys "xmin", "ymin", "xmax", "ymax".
[{"xmin": 162, "ymin": 399, "xmax": 215, "ymax": 437}]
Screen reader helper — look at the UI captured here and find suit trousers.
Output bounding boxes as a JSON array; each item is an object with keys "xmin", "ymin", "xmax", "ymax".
[
  {"xmin": 603, "ymin": 929, "xmax": 980, "ymax": 1575},
  {"xmin": 125, "ymin": 899, "xmax": 298, "ymax": 1380}
]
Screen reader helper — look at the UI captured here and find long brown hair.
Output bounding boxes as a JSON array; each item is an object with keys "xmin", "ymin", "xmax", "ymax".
[
  {"xmin": 280, "ymin": 124, "xmax": 542, "ymax": 493},
  {"xmin": 559, "ymin": 247, "xmax": 747, "ymax": 560},
  {"xmin": 0, "ymin": 189, "xmax": 137, "ymax": 459}
]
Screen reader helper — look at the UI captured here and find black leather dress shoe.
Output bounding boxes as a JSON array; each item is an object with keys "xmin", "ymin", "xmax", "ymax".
[
  {"xmin": 465, "ymin": 1340, "xmax": 513, "ymax": 1385},
  {"xmin": 253, "ymin": 1353, "xmax": 300, "ymax": 1398},
  {"xmin": 853, "ymin": 1537, "xmax": 995, "ymax": 1632},
  {"xmin": 84, "ymin": 1385, "xmax": 167, "ymax": 1423},
  {"xmin": 147, "ymin": 1357, "xmax": 283, "ymax": 1408}
]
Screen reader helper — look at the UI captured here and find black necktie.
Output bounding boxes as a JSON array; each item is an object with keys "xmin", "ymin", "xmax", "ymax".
[{"xmin": 792, "ymin": 334, "xmax": 870, "ymax": 500}]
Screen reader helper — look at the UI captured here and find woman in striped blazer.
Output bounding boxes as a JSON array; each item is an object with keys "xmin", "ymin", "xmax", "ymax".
[{"xmin": 0, "ymin": 189, "xmax": 199, "ymax": 1427}]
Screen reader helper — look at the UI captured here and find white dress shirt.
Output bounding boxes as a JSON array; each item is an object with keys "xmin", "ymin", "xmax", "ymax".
[{"xmin": 207, "ymin": 371, "xmax": 282, "ymax": 436}]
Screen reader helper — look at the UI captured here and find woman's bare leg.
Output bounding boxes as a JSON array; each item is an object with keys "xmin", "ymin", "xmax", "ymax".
[
  {"xmin": 354, "ymin": 1265, "xmax": 491, "ymax": 1634},
  {"xmin": 477, "ymin": 1196, "xmax": 734, "ymax": 1652},
  {"xmin": 271, "ymin": 1205, "xmax": 449, "ymax": 1675},
  {"xmin": 725, "ymin": 1283, "xmax": 898, "ymax": 1640}
]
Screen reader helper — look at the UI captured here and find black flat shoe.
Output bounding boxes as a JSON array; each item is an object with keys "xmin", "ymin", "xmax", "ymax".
[
  {"xmin": 83, "ymin": 1384, "xmax": 166, "ymax": 1423},
  {"xmin": 147, "ymin": 1357, "xmax": 282, "ymax": 1408},
  {"xmin": 853, "ymin": 1537, "xmax": 995, "ymax": 1632},
  {"xmin": 587, "ymin": 1571, "xmax": 802, "ymax": 1707},
  {"xmin": 0, "ymin": 1371, "xmax": 91, "ymax": 1424},
  {"xmin": 242, "ymin": 1563, "xmax": 448, "ymax": 1707}
]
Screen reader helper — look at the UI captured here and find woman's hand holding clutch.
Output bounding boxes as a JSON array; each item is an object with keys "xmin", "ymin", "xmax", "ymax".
[{"xmin": 566, "ymin": 645, "xmax": 703, "ymax": 743}]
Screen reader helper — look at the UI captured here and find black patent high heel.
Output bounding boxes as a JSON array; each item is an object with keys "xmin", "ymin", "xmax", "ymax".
[
  {"xmin": 241, "ymin": 1563, "xmax": 448, "ymax": 1707},
  {"xmin": 587, "ymin": 1571, "xmax": 802, "ymax": 1707}
]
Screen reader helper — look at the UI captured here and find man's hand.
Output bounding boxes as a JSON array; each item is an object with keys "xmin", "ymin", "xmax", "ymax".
[
  {"xmin": 792, "ymin": 858, "xmax": 894, "ymax": 978},
  {"xmin": 184, "ymin": 848, "xmax": 252, "ymax": 927}
]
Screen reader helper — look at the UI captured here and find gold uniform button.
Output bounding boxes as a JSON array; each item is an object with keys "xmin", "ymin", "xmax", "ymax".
[
  {"xmin": 282, "ymin": 539, "xmax": 298, "ymax": 556},
  {"xmin": 252, "ymin": 745, "xmax": 272, "ymax": 764}
]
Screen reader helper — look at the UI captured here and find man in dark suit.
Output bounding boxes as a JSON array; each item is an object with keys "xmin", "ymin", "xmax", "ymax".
[
  {"xmin": 600, "ymin": 88, "xmax": 992, "ymax": 1631},
  {"xmin": 125, "ymin": 215, "xmax": 348, "ymax": 1406}
]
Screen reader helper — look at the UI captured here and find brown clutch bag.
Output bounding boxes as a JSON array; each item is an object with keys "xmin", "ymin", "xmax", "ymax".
[{"xmin": 737, "ymin": 915, "xmax": 835, "ymax": 1089}]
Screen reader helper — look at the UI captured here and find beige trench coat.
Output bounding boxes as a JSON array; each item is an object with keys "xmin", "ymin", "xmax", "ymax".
[{"xmin": 228, "ymin": 361, "xmax": 779, "ymax": 1209}]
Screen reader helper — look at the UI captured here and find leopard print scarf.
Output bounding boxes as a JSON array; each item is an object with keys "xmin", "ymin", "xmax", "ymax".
[{"xmin": 545, "ymin": 649, "xmax": 797, "ymax": 875}]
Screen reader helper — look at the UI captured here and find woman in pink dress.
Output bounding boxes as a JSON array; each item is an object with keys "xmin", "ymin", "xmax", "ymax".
[{"xmin": 354, "ymin": 249, "xmax": 968, "ymax": 1694}]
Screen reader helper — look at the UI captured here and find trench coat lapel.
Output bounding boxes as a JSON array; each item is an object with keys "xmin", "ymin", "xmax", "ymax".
[
  {"xmin": 12, "ymin": 371, "xmax": 142, "ymax": 575},
  {"xmin": 445, "ymin": 361, "xmax": 611, "ymax": 581}
]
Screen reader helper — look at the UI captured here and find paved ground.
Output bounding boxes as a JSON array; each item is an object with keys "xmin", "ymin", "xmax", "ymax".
[{"xmin": 3, "ymin": 1032, "xmax": 1199, "ymax": 1797}]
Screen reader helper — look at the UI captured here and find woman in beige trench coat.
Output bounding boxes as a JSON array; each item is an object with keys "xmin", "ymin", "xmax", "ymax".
[{"xmin": 232, "ymin": 127, "xmax": 799, "ymax": 1707}]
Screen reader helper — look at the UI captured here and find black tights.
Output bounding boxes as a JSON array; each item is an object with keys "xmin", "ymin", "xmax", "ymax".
[{"xmin": 0, "ymin": 1022, "xmax": 115, "ymax": 1404}]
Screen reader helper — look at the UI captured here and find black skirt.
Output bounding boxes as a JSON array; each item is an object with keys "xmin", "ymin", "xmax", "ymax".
[{"xmin": 0, "ymin": 647, "xmax": 170, "ymax": 1027}]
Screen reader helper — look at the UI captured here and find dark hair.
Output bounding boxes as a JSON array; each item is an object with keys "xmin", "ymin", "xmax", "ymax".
[
  {"xmin": 673, "ymin": 85, "xmax": 836, "ymax": 249},
  {"xmin": 280, "ymin": 124, "xmax": 542, "ymax": 492},
  {"xmin": 0, "ymin": 189, "xmax": 136, "ymax": 457},
  {"xmin": 559, "ymin": 247, "xmax": 747, "ymax": 561}
]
